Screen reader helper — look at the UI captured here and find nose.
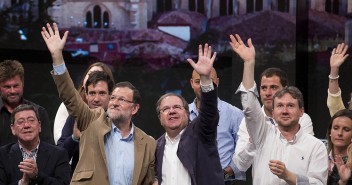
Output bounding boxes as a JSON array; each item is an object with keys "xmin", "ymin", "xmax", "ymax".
[{"xmin": 338, "ymin": 129, "xmax": 343, "ymax": 136}]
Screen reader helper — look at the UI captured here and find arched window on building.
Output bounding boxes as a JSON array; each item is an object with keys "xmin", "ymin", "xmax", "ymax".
[
  {"xmin": 103, "ymin": 11, "xmax": 109, "ymax": 28},
  {"xmin": 93, "ymin": 5, "xmax": 102, "ymax": 28},
  {"xmin": 220, "ymin": 0, "xmax": 234, "ymax": 16},
  {"xmin": 157, "ymin": 0, "xmax": 172, "ymax": 12},
  {"xmin": 278, "ymin": 0, "xmax": 289, "ymax": 12},
  {"xmin": 247, "ymin": 0, "xmax": 254, "ymax": 13},
  {"xmin": 333, "ymin": 0, "xmax": 339, "ymax": 14},
  {"xmin": 255, "ymin": 0, "xmax": 263, "ymax": 11},
  {"xmin": 86, "ymin": 11, "xmax": 92, "ymax": 28},
  {"xmin": 189, "ymin": 0, "xmax": 204, "ymax": 14}
]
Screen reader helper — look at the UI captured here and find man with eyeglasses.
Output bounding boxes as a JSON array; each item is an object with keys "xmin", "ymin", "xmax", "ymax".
[
  {"xmin": 42, "ymin": 23, "xmax": 156, "ymax": 185},
  {"xmin": 0, "ymin": 104, "xmax": 71, "ymax": 184},
  {"xmin": 57, "ymin": 70, "xmax": 113, "ymax": 175},
  {"xmin": 154, "ymin": 44, "xmax": 224, "ymax": 185}
]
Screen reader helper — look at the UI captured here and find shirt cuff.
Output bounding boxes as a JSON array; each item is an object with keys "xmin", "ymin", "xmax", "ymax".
[
  {"xmin": 53, "ymin": 63, "xmax": 67, "ymax": 75},
  {"xmin": 200, "ymin": 81, "xmax": 214, "ymax": 92},
  {"xmin": 230, "ymin": 161, "xmax": 246, "ymax": 181},
  {"xmin": 327, "ymin": 88, "xmax": 341, "ymax": 97},
  {"xmin": 235, "ymin": 82, "xmax": 259, "ymax": 97},
  {"xmin": 296, "ymin": 174, "xmax": 309, "ymax": 185}
]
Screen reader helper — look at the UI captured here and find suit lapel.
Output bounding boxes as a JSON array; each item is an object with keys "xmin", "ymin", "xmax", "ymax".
[
  {"xmin": 132, "ymin": 127, "xmax": 145, "ymax": 185},
  {"xmin": 156, "ymin": 135, "xmax": 166, "ymax": 184},
  {"xmin": 100, "ymin": 115, "xmax": 113, "ymax": 166},
  {"xmin": 9, "ymin": 143, "xmax": 23, "ymax": 178}
]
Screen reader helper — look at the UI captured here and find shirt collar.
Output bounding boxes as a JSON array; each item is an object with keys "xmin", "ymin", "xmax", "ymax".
[
  {"xmin": 165, "ymin": 128, "xmax": 185, "ymax": 144},
  {"xmin": 112, "ymin": 123, "xmax": 134, "ymax": 142},
  {"xmin": 19, "ymin": 141, "xmax": 40, "ymax": 160}
]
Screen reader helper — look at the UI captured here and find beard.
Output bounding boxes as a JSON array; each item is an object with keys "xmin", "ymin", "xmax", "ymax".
[
  {"xmin": 2, "ymin": 93, "xmax": 21, "ymax": 106},
  {"xmin": 107, "ymin": 109, "xmax": 130, "ymax": 123}
]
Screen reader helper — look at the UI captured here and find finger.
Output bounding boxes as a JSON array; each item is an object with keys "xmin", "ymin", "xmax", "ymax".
[
  {"xmin": 341, "ymin": 44, "xmax": 349, "ymax": 55},
  {"xmin": 235, "ymin": 34, "xmax": 244, "ymax": 45},
  {"xmin": 247, "ymin": 38, "xmax": 253, "ymax": 48},
  {"xmin": 198, "ymin": 44, "xmax": 203, "ymax": 57},
  {"xmin": 207, "ymin": 45, "xmax": 212, "ymax": 59},
  {"xmin": 342, "ymin": 54, "xmax": 349, "ymax": 61},
  {"xmin": 229, "ymin": 41, "xmax": 237, "ymax": 51},
  {"xmin": 62, "ymin": 31, "xmax": 69, "ymax": 43},
  {"xmin": 53, "ymin": 22, "xmax": 59, "ymax": 35},
  {"xmin": 204, "ymin": 44, "xmax": 209, "ymax": 58},
  {"xmin": 187, "ymin": 58, "xmax": 196, "ymax": 69},
  {"xmin": 46, "ymin": 23, "xmax": 54, "ymax": 37},
  {"xmin": 210, "ymin": 52, "xmax": 217, "ymax": 64},
  {"xmin": 332, "ymin": 48, "xmax": 336, "ymax": 55}
]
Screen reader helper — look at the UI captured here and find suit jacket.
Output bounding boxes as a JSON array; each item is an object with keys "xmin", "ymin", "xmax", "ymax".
[
  {"xmin": 52, "ymin": 71, "xmax": 156, "ymax": 185},
  {"xmin": 155, "ymin": 86, "xmax": 224, "ymax": 185},
  {"xmin": 57, "ymin": 115, "xmax": 79, "ymax": 175},
  {"xmin": 0, "ymin": 141, "xmax": 71, "ymax": 185}
]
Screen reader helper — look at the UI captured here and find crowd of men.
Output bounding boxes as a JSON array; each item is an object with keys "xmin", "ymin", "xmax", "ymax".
[{"xmin": 0, "ymin": 22, "xmax": 342, "ymax": 185}]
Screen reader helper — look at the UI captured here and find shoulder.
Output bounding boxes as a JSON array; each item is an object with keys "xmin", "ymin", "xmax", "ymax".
[
  {"xmin": 0, "ymin": 143, "xmax": 17, "ymax": 154},
  {"xmin": 134, "ymin": 126, "xmax": 156, "ymax": 143},
  {"xmin": 218, "ymin": 99, "xmax": 243, "ymax": 114},
  {"xmin": 40, "ymin": 142, "xmax": 67, "ymax": 153}
]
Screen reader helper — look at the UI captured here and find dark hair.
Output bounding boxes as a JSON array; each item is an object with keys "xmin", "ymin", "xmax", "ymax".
[
  {"xmin": 272, "ymin": 86, "xmax": 304, "ymax": 109},
  {"xmin": 85, "ymin": 71, "xmax": 114, "ymax": 94},
  {"xmin": 326, "ymin": 109, "xmax": 352, "ymax": 155},
  {"xmin": 78, "ymin": 62, "xmax": 115, "ymax": 99},
  {"xmin": 0, "ymin": 60, "xmax": 24, "ymax": 83},
  {"xmin": 113, "ymin": 82, "xmax": 141, "ymax": 105},
  {"xmin": 11, "ymin": 104, "xmax": 40, "ymax": 124},
  {"xmin": 260, "ymin": 67, "xmax": 289, "ymax": 87},
  {"xmin": 156, "ymin": 93, "xmax": 189, "ymax": 116}
]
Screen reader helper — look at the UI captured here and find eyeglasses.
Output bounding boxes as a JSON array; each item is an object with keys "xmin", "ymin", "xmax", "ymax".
[
  {"xmin": 160, "ymin": 105, "xmax": 184, "ymax": 114},
  {"xmin": 110, "ymin": 96, "xmax": 134, "ymax": 105},
  {"xmin": 14, "ymin": 117, "xmax": 38, "ymax": 126}
]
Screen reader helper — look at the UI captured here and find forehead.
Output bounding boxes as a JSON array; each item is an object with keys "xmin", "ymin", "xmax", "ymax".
[
  {"xmin": 88, "ymin": 66, "xmax": 103, "ymax": 73},
  {"xmin": 273, "ymin": 93, "xmax": 298, "ymax": 104},
  {"xmin": 333, "ymin": 116, "xmax": 352, "ymax": 127},
  {"xmin": 111, "ymin": 87, "xmax": 133, "ymax": 97},
  {"xmin": 160, "ymin": 95, "xmax": 183, "ymax": 106},
  {"xmin": 87, "ymin": 81, "xmax": 108, "ymax": 91},
  {"xmin": 1, "ymin": 75, "xmax": 22, "ymax": 85},
  {"xmin": 260, "ymin": 75, "xmax": 282, "ymax": 87},
  {"xmin": 14, "ymin": 110, "xmax": 36, "ymax": 119}
]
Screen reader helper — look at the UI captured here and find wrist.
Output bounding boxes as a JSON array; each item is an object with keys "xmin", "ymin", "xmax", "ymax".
[{"xmin": 71, "ymin": 134, "xmax": 80, "ymax": 142}]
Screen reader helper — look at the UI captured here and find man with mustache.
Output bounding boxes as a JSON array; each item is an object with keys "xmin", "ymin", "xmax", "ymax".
[{"xmin": 0, "ymin": 60, "xmax": 54, "ymax": 146}]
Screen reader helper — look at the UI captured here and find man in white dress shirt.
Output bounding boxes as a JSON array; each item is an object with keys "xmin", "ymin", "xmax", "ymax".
[{"xmin": 230, "ymin": 34, "xmax": 327, "ymax": 184}]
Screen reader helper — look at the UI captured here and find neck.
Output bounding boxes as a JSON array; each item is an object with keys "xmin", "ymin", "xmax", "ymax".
[
  {"xmin": 264, "ymin": 107, "xmax": 273, "ymax": 117},
  {"xmin": 19, "ymin": 139, "xmax": 39, "ymax": 152},
  {"xmin": 3, "ymin": 102, "xmax": 20, "ymax": 113},
  {"xmin": 114, "ymin": 121, "xmax": 132, "ymax": 138},
  {"xmin": 333, "ymin": 146, "xmax": 348, "ymax": 157},
  {"xmin": 167, "ymin": 130, "xmax": 182, "ymax": 140},
  {"xmin": 196, "ymin": 98, "xmax": 201, "ymax": 110},
  {"xmin": 278, "ymin": 124, "xmax": 300, "ymax": 141}
]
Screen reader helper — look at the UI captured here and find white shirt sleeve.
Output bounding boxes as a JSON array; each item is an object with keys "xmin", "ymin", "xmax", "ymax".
[{"xmin": 299, "ymin": 113, "xmax": 314, "ymax": 136}]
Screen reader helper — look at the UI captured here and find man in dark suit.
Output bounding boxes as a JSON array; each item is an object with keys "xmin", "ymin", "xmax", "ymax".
[
  {"xmin": 0, "ymin": 104, "xmax": 71, "ymax": 185},
  {"xmin": 154, "ymin": 44, "xmax": 224, "ymax": 185}
]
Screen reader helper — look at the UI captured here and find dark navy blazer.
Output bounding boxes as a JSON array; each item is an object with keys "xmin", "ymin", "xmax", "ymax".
[
  {"xmin": 0, "ymin": 141, "xmax": 71, "ymax": 185},
  {"xmin": 156, "ymin": 86, "xmax": 224, "ymax": 185}
]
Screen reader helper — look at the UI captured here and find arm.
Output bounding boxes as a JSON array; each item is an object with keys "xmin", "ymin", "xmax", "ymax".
[
  {"xmin": 231, "ymin": 34, "xmax": 267, "ymax": 147},
  {"xmin": 327, "ymin": 43, "xmax": 349, "ymax": 116},
  {"xmin": 187, "ymin": 44, "xmax": 218, "ymax": 142},
  {"xmin": 233, "ymin": 118, "xmax": 256, "ymax": 171},
  {"xmin": 42, "ymin": 23, "xmax": 97, "ymax": 131},
  {"xmin": 57, "ymin": 115, "xmax": 79, "ymax": 160}
]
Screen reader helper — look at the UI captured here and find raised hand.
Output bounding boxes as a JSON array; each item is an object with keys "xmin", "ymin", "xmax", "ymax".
[
  {"xmin": 335, "ymin": 155, "xmax": 351, "ymax": 184},
  {"xmin": 330, "ymin": 43, "xmax": 349, "ymax": 69},
  {"xmin": 269, "ymin": 160, "xmax": 296, "ymax": 185},
  {"xmin": 187, "ymin": 44, "xmax": 217, "ymax": 80},
  {"xmin": 229, "ymin": 34, "xmax": 255, "ymax": 64},
  {"xmin": 18, "ymin": 157, "xmax": 38, "ymax": 179},
  {"xmin": 41, "ymin": 23, "xmax": 68, "ymax": 64}
]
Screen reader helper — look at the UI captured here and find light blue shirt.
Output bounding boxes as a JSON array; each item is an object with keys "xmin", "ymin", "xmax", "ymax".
[
  {"xmin": 104, "ymin": 124, "xmax": 135, "ymax": 185},
  {"xmin": 189, "ymin": 98, "xmax": 246, "ymax": 181}
]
